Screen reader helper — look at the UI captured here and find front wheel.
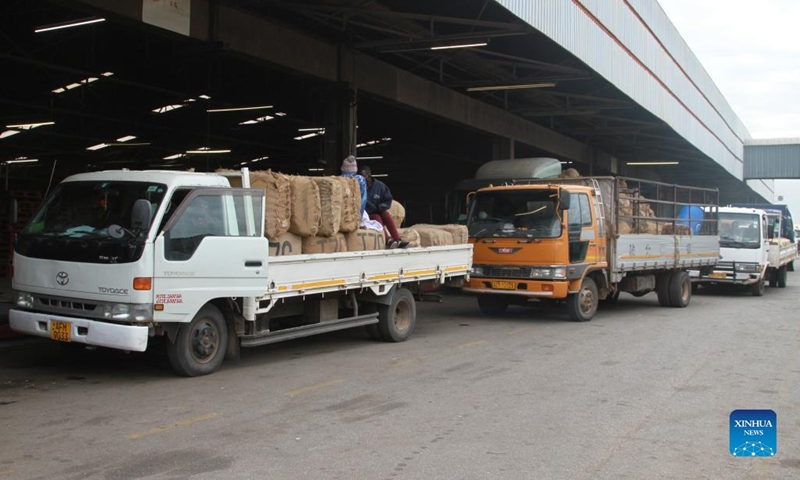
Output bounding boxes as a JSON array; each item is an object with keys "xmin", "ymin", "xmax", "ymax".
[
  {"xmin": 167, "ymin": 304, "xmax": 228, "ymax": 377},
  {"xmin": 751, "ymin": 276, "xmax": 765, "ymax": 297},
  {"xmin": 377, "ymin": 288, "xmax": 417, "ymax": 342},
  {"xmin": 777, "ymin": 266, "xmax": 788, "ymax": 288},
  {"xmin": 567, "ymin": 277, "xmax": 598, "ymax": 322}
]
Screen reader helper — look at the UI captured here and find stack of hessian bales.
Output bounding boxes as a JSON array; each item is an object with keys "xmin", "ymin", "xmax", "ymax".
[{"xmin": 617, "ymin": 180, "xmax": 658, "ymax": 234}]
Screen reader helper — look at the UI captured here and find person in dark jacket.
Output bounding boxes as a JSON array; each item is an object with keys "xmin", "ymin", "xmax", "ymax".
[{"xmin": 360, "ymin": 165, "xmax": 409, "ymax": 248}]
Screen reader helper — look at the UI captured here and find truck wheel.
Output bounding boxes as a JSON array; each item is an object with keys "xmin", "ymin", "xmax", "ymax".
[
  {"xmin": 567, "ymin": 277, "xmax": 598, "ymax": 322},
  {"xmin": 377, "ymin": 288, "xmax": 417, "ymax": 342},
  {"xmin": 477, "ymin": 295, "xmax": 509, "ymax": 315},
  {"xmin": 167, "ymin": 304, "xmax": 228, "ymax": 377},
  {"xmin": 751, "ymin": 277, "xmax": 765, "ymax": 297},
  {"xmin": 668, "ymin": 271, "xmax": 691, "ymax": 308},
  {"xmin": 777, "ymin": 266, "xmax": 788, "ymax": 288},
  {"xmin": 656, "ymin": 272, "xmax": 672, "ymax": 307},
  {"xmin": 769, "ymin": 270, "xmax": 778, "ymax": 288}
]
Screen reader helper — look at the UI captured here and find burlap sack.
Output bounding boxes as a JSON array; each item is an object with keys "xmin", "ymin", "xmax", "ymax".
[
  {"xmin": 334, "ymin": 233, "xmax": 348, "ymax": 252},
  {"xmin": 302, "ymin": 235, "xmax": 346, "ymax": 254},
  {"xmin": 346, "ymin": 229, "xmax": 385, "ymax": 251},
  {"xmin": 397, "ymin": 228, "xmax": 421, "ymax": 248},
  {"xmin": 216, "ymin": 168, "xmax": 292, "ymax": 238},
  {"xmin": 288, "ymin": 175, "xmax": 321, "ymax": 237},
  {"xmin": 559, "ymin": 167, "xmax": 580, "ymax": 178},
  {"xmin": 387, "ymin": 201, "xmax": 405, "ymax": 227},
  {"xmin": 337, "ymin": 176, "xmax": 360, "ymax": 233},
  {"xmin": 618, "ymin": 221, "xmax": 632, "ymax": 234},
  {"xmin": 312, "ymin": 177, "xmax": 343, "ymax": 236},
  {"xmin": 410, "ymin": 224, "xmax": 466, "ymax": 244},
  {"xmin": 414, "ymin": 227, "xmax": 454, "ymax": 247},
  {"xmin": 268, "ymin": 232, "xmax": 302, "ymax": 257},
  {"xmin": 637, "ymin": 220, "xmax": 658, "ymax": 234}
]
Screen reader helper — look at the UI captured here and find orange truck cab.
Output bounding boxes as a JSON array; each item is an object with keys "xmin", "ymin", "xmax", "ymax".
[{"xmin": 464, "ymin": 177, "xmax": 720, "ymax": 322}]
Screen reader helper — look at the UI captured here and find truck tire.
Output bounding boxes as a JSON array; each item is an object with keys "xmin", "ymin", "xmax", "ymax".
[
  {"xmin": 668, "ymin": 271, "xmax": 691, "ymax": 308},
  {"xmin": 477, "ymin": 295, "xmax": 509, "ymax": 315},
  {"xmin": 567, "ymin": 277, "xmax": 598, "ymax": 322},
  {"xmin": 377, "ymin": 288, "xmax": 417, "ymax": 342},
  {"xmin": 656, "ymin": 272, "xmax": 672, "ymax": 307},
  {"xmin": 751, "ymin": 276, "xmax": 765, "ymax": 297},
  {"xmin": 777, "ymin": 266, "xmax": 788, "ymax": 288},
  {"xmin": 167, "ymin": 304, "xmax": 228, "ymax": 377},
  {"xmin": 769, "ymin": 269, "xmax": 778, "ymax": 288}
]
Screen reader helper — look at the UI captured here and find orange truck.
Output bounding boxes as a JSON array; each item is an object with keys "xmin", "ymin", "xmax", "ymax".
[{"xmin": 463, "ymin": 177, "xmax": 719, "ymax": 321}]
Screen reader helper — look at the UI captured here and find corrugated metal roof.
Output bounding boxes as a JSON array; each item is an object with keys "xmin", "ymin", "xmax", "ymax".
[
  {"xmin": 496, "ymin": 0, "xmax": 750, "ymax": 181},
  {"xmin": 744, "ymin": 144, "xmax": 800, "ymax": 179},
  {"xmin": 745, "ymin": 138, "xmax": 800, "ymax": 146}
]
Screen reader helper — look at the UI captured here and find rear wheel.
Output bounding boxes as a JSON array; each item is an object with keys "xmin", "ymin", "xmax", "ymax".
[
  {"xmin": 167, "ymin": 304, "xmax": 228, "ymax": 377},
  {"xmin": 777, "ymin": 266, "xmax": 788, "ymax": 288},
  {"xmin": 656, "ymin": 272, "xmax": 672, "ymax": 307},
  {"xmin": 477, "ymin": 295, "xmax": 509, "ymax": 315},
  {"xmin": 769, "ymin": 269, "xmax": 778, "ymax": 288},
  {"xmin": 668, "ymin": 271, "xmax": 691, "ymax": 308},
  {"xmin": 567, "ymin": 277, "xmax": 598, "ymax": 322},
  {"xmin": 377, "ymin": 288, "xmax": 417, "ymax": 342},
  {"xmin": 751, "ymin": 276, "xmax": 765, "ymax": 297}
]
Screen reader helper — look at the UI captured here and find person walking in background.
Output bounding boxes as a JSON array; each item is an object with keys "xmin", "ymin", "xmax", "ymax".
[
  {"xmin": 360, "ymin": 165, "xmax": 409, "ymax": 248},
  {"xmin": 340, "ymin": 155, "xmax": 367, "ymax": 217}
]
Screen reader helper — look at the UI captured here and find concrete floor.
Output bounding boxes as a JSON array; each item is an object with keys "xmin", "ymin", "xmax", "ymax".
[{"xmin": 0, "ymin": 276, "xmax": 799, "ymax": 479}]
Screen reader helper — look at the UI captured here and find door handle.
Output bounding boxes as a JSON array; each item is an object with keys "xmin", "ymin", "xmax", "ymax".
[{"xmin": 245, "ymin": 260, "xmax": 263, "ymax": 267}]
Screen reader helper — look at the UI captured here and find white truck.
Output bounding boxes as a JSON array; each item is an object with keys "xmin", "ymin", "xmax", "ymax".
[
  {"xmin": 9, "ymin": 169, "xmax": 472, "ymax": 376},
  {"xmin": 690, "ymin": 206, "xmax": 798, "ymax": 295}
]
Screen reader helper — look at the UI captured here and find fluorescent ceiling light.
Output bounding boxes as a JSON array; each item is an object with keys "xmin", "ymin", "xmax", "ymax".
[
  {"xmin": 199, "ymin": 94, "xmax": 211, "ymax": 100},
  {"xmin": 298, "ymin": 127, "xmax": 325, "ymax": 132},
  {"xmin": 101, "ymin": 72, "xmax": 114, "ymax": 77},
  {"xmin": 275, "ymin": 112, "xmax": 287, "ymax": 117},
  {"xmin": 207, "ymin": 105, "xmax": 273, "ymax": 113},
  {"xmin": 250, "ymin": 156, "xmax": 269, "ymax": 162},
  {"xmin": 357, "ymin": 156, "xmax": 383, "ymax": 160},
  {"xmin": 152, "ymin": 104, "xmax": 185, "ymax": 114},
  {"xmin": 106, "ymin": 142, "xmax": 150, "ymax": 147},
  {"xmin": 372, "ymin": 174, "xmax": 389, "ymax": 178},
  {"xmin": 307, "ymin": 168, "xmax": 324, "ymax": 172},
  {"xmin": 294, "ymin": 133, "xmax": 323, "ymax": 140},
  {"xmin": 239, "ymin": 115, "xmax": 274, "ymax": 125},
  {"xmin": 35, "ymin": 17, "xmax": 105, "ymax": 34},
  {"xmin": 626, "ymin": 161, "xmax": 680, "ymax": 166},
  {"xmin": 5, "ymin": 157, "xmax": 39, "ymax": 164},
  {"xmin": 116, "ymin": 135, "xmax": 136, "ymax": 142},
  {"xmin": 466, "ymin": 82, "xmax": 557, "ymax": 92},
  {"xmin": 163, "ymin": 153, "xmax": 187, "ymax": 160},
  {"xmin": 53, "ymin": 74, "xmax": 111, "ymax": 94},
  {"xmin": 6, "ymin": 121, "xmax": 55, "ymax": 130},
  {"xmin": 186, "ymin": 149, "xmax": 231, "ymax": 154},
  {"xmin": 86, "ymin": 143, "xmax": 108, "ymax": 151},
  {"xmin": 0, "ymin": 130, "xmax": 21, "ymax": 139},
  {"xmin": 356, "ymin": 137, "xmax": 392, "ymax": 148},
  {"xmin": 430, "ymin": 42, "xmax": 487, "ymax": 51}
]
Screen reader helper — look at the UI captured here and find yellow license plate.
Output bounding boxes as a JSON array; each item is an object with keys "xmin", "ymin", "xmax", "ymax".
[
  {"xmin": 491, "ymin": 281, "xmax": 517, "ymax": 290},
  {"xmin": 709, "ymin": 272, "xmax": 727, "ymax": 279},
  {"xmin": 50, "ymin": 320, "xmax": 72, "ymax": 343}
]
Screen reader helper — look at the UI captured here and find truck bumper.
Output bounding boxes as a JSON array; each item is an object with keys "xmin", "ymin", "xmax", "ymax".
[
  {"xmin": 9, "ymin": 310, "xmax": 149, "ymax": 352},
  {"xmin": 463, "ymin": 278, "xmax": 569, "ymax": 298},
  {"xmin": 688, "ymin": 270, "xmax": 760, "ymax": 285}
]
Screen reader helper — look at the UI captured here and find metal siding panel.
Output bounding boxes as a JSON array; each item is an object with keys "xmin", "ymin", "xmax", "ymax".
[
  {"xmin": 744, "ymin": 145, "xmax": 800, "ymax": 178},
  {"xmin": 496, "ymin": 0, "xmax": 748, "ymax": 180}
]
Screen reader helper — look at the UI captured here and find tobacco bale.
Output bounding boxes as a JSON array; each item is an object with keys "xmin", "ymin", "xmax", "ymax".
[
  {"xmin": 397, "ymin": 227, "xmax": 421, "ymax": 247},
  {"xmin": 618, "ymin": 221, "xmax": 632, "ymax": 234},
  {"xmin": 288, "ymin": 175, "xmax": 321, "ymax": 237},
  {"xmin": 217, "ymin": 168, "xmax": 292, "ymax": 238},
  {"xmin": 334, "ymin": 232, "xmax": 348, "ymax": 252},
  {"xmin": 637, "ymin": 220, "xmax": 658, "ymax": 234},
  {"xmin": 411, "ymin": 223, "xmax": 467, "ymax": 244},
  {"xmin": 662, "ymin": 224, "xmax": 692, "ymax": 236},
  {"xmin": 336, "ymin": 176, "xmax": 361, "ymax": 233},
  {"xmin": 267, "ymin": 232, "xmax": 302, "ymax": 257},
  {"xmin": 560, "ymin": 167, "xmax": 580, "ymax": 178},
  {"xmin": 387, "ymin": 200, "xmax": 406, "ymax": 227},
  {"xmin": 302, "ymin": 235, "xmax": 346, "ymax": 254},
  {"xmin": 412, "ymin": 226, "xmax": 454, "ymax": 246},
  {"xmin": 346, "ymin": 229, "xmax": 386, "ymax": 251},
  {"xmin": 312, "ymin": 177, "xmax": 343, "ymax": 236}
]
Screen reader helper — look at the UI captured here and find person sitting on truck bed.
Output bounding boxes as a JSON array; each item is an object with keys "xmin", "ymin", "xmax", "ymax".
[
  {"xmin": 341, "ymin": 155, "xmax": 367, "ymax": 218},
  {"xmin": 360, "ymin": 165, "xmax": 410, "ymax": 249}
]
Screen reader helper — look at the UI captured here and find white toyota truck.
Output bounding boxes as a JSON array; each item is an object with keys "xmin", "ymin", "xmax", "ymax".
[
  {"xmin": 690, "ymin": 206, "xmax": 797, "ymax": 295},
  {"xmin": 10, "ymin": 169, "xmax": 472, "ymax": 375}
]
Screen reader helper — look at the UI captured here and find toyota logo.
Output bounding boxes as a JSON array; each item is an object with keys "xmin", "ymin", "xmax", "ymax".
[{"xmin": 56, "ymin": 271, "xmax": 69, "ymax": 286}]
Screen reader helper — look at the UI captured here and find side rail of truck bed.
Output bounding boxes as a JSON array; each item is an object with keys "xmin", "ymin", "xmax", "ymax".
[
  {"xmin": 259, "ymin": 244, "xmax": 473, "ymax": 304},
  {"xmin": 615, "ymin": 234, "xmax": 720, "ymax": 272}
]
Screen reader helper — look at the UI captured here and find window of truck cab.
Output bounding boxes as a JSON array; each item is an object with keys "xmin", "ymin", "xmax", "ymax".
[{"xmin": 467, "ymin": 189, "xmax": 562, "ymax": 239}]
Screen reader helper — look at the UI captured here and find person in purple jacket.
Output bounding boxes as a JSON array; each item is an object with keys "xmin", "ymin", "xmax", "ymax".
[{"xmin": 360, "ymin": 165, "xmax": 409, "ymax": 249}]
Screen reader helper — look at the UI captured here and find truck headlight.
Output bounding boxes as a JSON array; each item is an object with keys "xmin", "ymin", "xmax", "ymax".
[
  {"xmin": 553, "ymin": 267, "xmax": 567, "ymax": 279},
  {"xmin": 530, "ymin": 267, "xmax": 567, "ymax": 279},
  {"xmin": 735, "ymin": 263, "xmax": 760, "ymax": 273},
  {"xmin": 471, "ymin": 266, "xmax": 484, "ymax": 277},
  {"xmin": 15, "ymin": 292, "xmax": 34, "ymax": 309},
  {"xmin": 102, "ymin": 303, "xmax": 152, "ymax": 322}
]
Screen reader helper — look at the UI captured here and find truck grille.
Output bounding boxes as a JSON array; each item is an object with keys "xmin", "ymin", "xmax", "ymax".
[
  {"xmin": 479, "ymin": 266, "xmax": 534, "ymax": 279},
  {"xmin": 715, "ymin": 262, "xmax": 734, "ymax": 271},
  {"xmin": 37, "ymin": 296, "xmax": 99, "ymax": 313}
]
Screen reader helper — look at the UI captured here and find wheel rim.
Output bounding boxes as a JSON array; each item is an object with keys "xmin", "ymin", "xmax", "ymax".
[
  {"xmin": 680, "ymin": 277, "xmax": 690, "ymax": 303},
  {"xmin": 190, "ymin": 319, "xmax": 220, "ymax": 364},
  {"xmin": 394, "ymin": 301, "xmax": 411, "ymax": 333},
  {"xmin": 579, "ymin": 287, "xmax": 596, "ymax": 315}
]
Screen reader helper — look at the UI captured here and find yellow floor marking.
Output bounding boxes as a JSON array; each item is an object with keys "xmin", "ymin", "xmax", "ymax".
[
  {"xmin": 127, "ymin": 412, "xmax": 219, "ymax": 440},
  {"xmin": 457, "ymin": 340, "xmax": 487, "ymax": 349},
  {"xmin": 388, "ymin": 356, "xmax": 425, "ymax": 368},
  {"xmin": 286, "ymin": 379, "xmax": 344, "ymax": 397}
]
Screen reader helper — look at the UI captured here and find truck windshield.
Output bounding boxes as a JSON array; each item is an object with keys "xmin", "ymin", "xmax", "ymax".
[
  {"xmin": 467, "ymin": 189, "xmax": 561, "ymax": 239},
  {"xmin": 719, "ymin": 212, "xmax": 761, "ymax": 249},
  {"xmin": 15, "ymin": 181, "xmax": 167, "ymax": 263}
]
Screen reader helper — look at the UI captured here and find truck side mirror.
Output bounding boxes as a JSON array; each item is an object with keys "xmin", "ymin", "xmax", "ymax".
[
  {"xmin": 131, "ymin": 199, "xmax": 153, "ymax": 231},
  {"xmin": 559, "ymin": 190, "xmax": 571, "ymax": 211}
]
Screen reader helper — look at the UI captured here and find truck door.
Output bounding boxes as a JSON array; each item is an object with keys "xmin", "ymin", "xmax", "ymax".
[
  {"xmin": 152, "ymin": 188, "xmax": 269, "ymax": 320},
  {"xmin": 567, "ymin": 192, "xmax": 599, "ymax": 264}
]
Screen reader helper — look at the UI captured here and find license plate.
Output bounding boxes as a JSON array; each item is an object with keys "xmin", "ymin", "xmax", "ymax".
[
  {"xmin": 50, "ymin": 320, "xmax": 71, "ymax": 343},
  {"xmin": 491, "ymin": 281, "xmax": 517, "ymax": 290},
  {"xmin": 709, "ymin": 272, "xmax": 727, "ymax": 279}
]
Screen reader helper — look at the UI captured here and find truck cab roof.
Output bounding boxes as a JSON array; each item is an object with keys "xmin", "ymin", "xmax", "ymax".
[{"xmin": 60, "ymin": 170, "xmax": 232, "ymax": 189}]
